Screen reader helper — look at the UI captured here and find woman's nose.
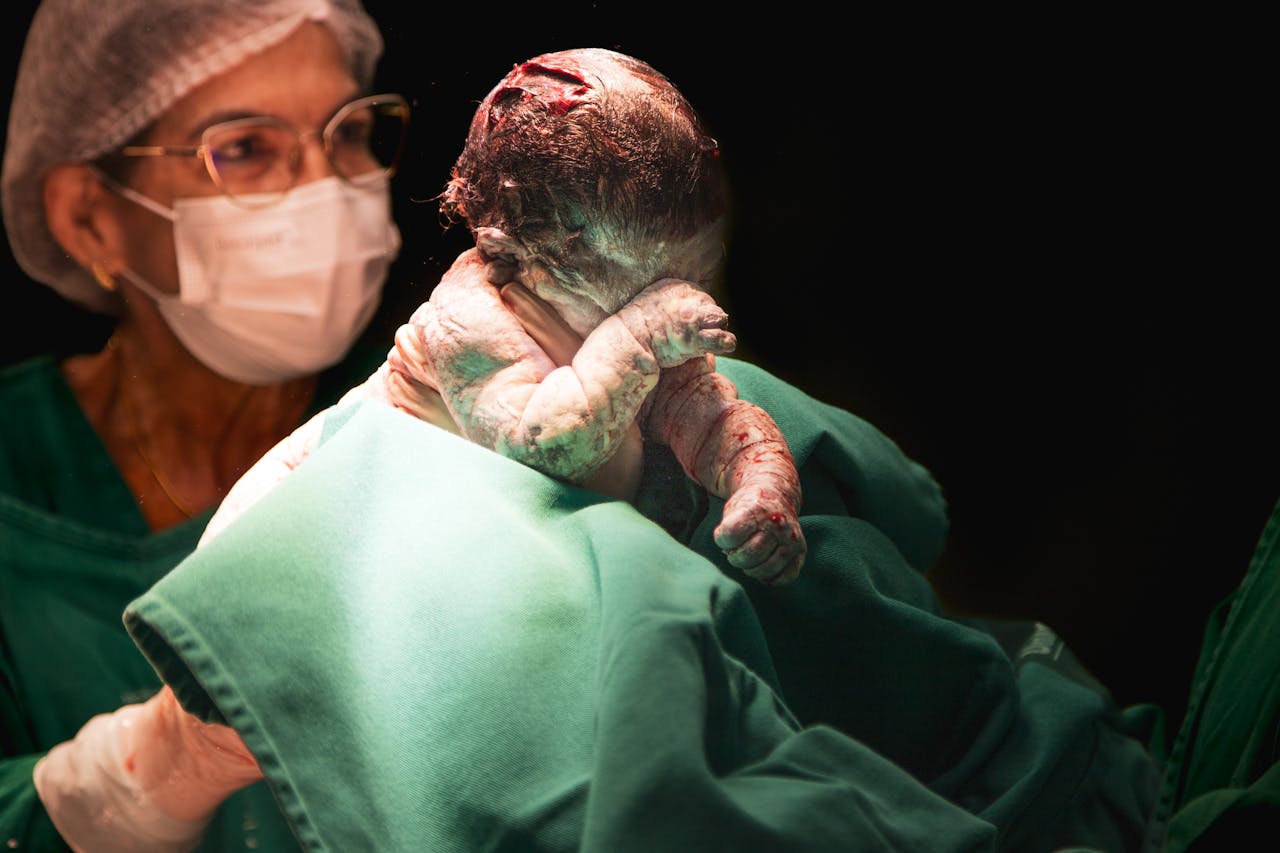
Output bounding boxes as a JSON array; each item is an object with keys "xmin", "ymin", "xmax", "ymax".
[{"xmin": 294, "ymin": 132, "xmax": 337, "ymax": 185}]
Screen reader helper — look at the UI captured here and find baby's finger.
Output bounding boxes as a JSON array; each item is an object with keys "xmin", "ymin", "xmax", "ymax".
[{"xmin": 700, "ymin": 329, "xmax": 737, "ymax": 355}]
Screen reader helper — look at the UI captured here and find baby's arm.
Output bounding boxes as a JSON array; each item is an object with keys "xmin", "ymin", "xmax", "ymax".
[
  {"xmin": 646, "ymin": 356, "xmax": 805, "ymax": 585},
  {"xmin": 416, "ymin": 250, "xmax": 735, "ymax": 483}
]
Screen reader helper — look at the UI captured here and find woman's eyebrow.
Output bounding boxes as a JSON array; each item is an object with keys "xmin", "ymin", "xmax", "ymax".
[
  {"xmin": 185, "ymin": 95, "xmax": 363, "ymax": 140},
  {"xmin": 182, "ymin": 109, "xmax": 269, "ymax": 140}
]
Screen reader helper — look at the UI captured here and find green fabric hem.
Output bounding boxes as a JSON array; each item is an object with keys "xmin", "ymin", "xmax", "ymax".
[{"xmin": 124, "ymin": 595, "xmax": 321, "ymax": 851}]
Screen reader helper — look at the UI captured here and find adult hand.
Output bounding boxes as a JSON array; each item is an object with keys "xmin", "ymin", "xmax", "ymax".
[{"xmin": 34, "ymin": 686, "xmax": 262, "ymax": 852}]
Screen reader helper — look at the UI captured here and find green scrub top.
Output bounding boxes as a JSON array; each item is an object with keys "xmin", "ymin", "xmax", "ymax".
[
  {"xmin": 0, "ymin": 347, "xmax": 382, "ymax": 852},
  {"xmin": 124, "ymin": 358, "xmax": 1161, "ymax": 852}
]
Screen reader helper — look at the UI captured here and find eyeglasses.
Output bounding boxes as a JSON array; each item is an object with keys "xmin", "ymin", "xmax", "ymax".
[{"xmin": 119, "ymin": 93, "xmax": 410, "ymax": 208}]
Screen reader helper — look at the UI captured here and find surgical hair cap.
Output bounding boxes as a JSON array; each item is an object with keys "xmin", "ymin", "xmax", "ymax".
[{"xmin": 2, "ymin": 0, "xmax": 384, "ymax": 315}]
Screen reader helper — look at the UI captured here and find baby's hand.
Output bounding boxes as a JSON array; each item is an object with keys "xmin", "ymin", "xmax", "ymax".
[
  {"xmin": 715, "ymin": 482, "xmax": 806, "ymax": 586},
  {"xmin": 616, "ymin": 278, "xmax": 736, "ymax": 368}
]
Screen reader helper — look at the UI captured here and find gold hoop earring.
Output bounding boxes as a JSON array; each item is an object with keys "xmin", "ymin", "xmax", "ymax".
[{"xmin": 90, "ymin": 261, "xmax": 117, "ymax": 291}]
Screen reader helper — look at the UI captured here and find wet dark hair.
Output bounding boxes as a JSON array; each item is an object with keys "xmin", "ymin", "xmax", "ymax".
[{"xmin": 441, "ymin": 48, "xmax": 729, "ymax": 284}]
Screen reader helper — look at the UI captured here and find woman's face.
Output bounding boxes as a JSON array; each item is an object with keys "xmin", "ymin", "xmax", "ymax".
[{"xmin": 112, "ymin": 22, "xmax": 362, "ymax": 295}]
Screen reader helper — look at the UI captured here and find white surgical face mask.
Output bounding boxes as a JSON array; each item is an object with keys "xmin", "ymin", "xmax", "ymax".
[{"xmin": 110, "ymin": 175, "xmax": 401, "ymax": 385}]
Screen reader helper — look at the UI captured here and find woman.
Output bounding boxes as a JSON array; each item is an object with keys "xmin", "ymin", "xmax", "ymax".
[{"xmin": 0, "ymin": 1, "xmax": 461, "ymax": 849}]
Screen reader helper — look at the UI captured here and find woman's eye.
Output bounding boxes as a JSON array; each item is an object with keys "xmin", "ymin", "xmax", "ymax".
[
  {"xmin": 331, "ymin": 117, "xmax": 373, "ymax": 149},
  {"xmin": 217, "ymin": 137, "xmax": 258, "ymax": 163},
  {"xmin": 208, "ymin": 129, "xmax": 286, "ymax": 170}
]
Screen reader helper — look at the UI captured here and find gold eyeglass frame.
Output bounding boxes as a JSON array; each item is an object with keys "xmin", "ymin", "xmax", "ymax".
[{"xmin": 118, "ymin": 93, "xmax": 410, "ymax": 209}]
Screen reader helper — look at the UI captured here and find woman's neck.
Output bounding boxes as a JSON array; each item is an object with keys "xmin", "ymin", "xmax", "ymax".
[{"xmin": 61, "ymin": 319, "xmax": 317, "ymax": 531}]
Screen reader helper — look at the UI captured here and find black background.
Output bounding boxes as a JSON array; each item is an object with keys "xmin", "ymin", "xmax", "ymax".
[{"xmin": 3, "ymin": 3, "xmax": 1273, "ymax": 731}]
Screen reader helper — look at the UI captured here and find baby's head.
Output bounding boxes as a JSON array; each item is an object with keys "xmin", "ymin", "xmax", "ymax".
[{"xmin": 442, "ymin": 48, "xmax": 729, "ymax": 319}]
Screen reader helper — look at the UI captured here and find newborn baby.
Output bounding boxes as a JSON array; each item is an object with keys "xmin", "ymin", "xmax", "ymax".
[{"xmin": 399, "ymin": 48, "xmax": 806, "ymax": 584}]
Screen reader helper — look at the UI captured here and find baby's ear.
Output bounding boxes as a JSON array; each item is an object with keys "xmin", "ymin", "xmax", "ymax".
[{"xmin": 474, "ymin": 227, "xmax": 530, "ymax": 265}]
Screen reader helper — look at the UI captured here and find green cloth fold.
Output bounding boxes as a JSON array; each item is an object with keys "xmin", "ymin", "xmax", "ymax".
[{"xmin": 124, "ymin": 358, "xmax": 1157, "ymax": 852}]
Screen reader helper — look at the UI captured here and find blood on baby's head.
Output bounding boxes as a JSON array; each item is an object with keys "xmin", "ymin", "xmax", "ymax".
[{"xmin": 441, "ymin": 47, "xmax": 729, "ymax": 289}]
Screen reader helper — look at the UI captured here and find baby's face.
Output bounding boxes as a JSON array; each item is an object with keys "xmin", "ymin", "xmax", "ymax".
[{"xmin": 522, "ymin": 220, "xmax": 728, "ymax": 337}]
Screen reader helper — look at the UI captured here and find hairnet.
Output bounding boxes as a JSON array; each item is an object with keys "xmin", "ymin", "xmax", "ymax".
[{"xmin": 2, "ymin": 0, "xmax": 384, "ymax": 315}]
